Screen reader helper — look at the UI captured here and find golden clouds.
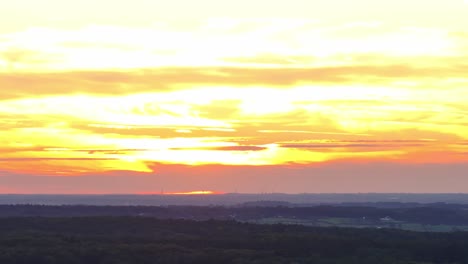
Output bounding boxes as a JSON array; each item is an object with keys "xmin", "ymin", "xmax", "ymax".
[
  {"xmin": 0, "ymin": 74, "xmax": 467, "ymax": 175},
  {"xmin": 1, "ymin": 10, "xmax": 468, "ymax": 180},
  {"xmin": 2, "ymin": 63, "xmax": 468, "ymax": 101},
  {"xmin": 1, "ymin": 18, "xmax": 467, "ymax": 71}
]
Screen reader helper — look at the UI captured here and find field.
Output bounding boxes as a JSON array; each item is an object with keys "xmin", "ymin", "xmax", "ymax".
[{"xmin": 253, "ymin": 216, "xmax": 468, "ymax": 232}]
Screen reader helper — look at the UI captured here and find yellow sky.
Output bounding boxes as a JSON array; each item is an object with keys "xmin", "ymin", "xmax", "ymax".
[{"xmin": 0, "ymin": 0, "xmax": 467, "ymax": 193}]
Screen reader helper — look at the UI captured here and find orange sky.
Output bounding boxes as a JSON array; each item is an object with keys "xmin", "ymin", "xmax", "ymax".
[{"xmin": 1, "ymin": 0, "xmax": 468, "ymax": 193}]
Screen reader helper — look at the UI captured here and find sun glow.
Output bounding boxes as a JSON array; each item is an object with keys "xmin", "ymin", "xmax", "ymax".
[
  {"xmin": 1, "ymin": 0, "xmax": 468, "ymax": 193},
  {"xmin": 165, "ymin": 191, "xmax": 222, "ymax": 195},
  {"xmin": 0, "ymin": 82, "xmax": 467, "ymax": 174}
]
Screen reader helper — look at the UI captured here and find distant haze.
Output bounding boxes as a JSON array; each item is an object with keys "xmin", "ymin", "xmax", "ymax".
[{"xmin": 3, "ymin": 193, "xmax": 468, "ymax": 206}]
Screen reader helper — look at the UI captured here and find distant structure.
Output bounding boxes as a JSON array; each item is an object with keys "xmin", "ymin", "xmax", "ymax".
[{"xmin": 380, "ymin": 216, "xmax": 393, "ymax": 221}]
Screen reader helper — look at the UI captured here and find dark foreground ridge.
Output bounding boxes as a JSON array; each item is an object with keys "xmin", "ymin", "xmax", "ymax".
[{"xmin": 1, "ymin": 216, "xmax": 467, "ymax": 264}]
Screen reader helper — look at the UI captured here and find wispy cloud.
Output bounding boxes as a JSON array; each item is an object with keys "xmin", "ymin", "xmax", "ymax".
[
  {"xmin": 0, "ymin": 157, "xmax": 116, "ymax": 161},
  {"xmin": 1, "ymin": 63, "xmax": 468, "ymax": 101},
  {"xmin": 1, "ymin": 5, "xmax": 468, "ymax": 192},
  {"xmin": 171, "ymin": 145, "xmax": 267, "ymax": 151},
  {"xmin": 1, "ymin": 16, "xmax": 467, "ymax": 71},
  {"xmin": 279, "ymin": 143, "xmax": 425, "ymax": 149}
]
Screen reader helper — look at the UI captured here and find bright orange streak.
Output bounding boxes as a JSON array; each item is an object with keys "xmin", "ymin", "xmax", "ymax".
[{"xmin": 165, "ymin": 190, "xmax": 223, "ymax": 195}]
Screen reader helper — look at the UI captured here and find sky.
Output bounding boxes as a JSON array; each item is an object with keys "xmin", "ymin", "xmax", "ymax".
[{"xmin": 1, "ymin": 0, "xmax": 468, "ymax": 194}]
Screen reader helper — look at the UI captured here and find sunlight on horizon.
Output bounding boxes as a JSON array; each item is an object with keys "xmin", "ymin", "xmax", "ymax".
[{"xmin": 1, "ymin": 0, "xmax": 468, "ymax": 193}]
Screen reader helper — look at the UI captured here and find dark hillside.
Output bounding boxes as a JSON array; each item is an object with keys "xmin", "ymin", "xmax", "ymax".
[{"xmin": 1, "ymin": 217, "xmax": 468, "ymax": 263}]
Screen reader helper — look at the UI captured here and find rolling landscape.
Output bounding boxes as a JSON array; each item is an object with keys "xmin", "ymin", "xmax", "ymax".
[
  {"xmin": 2, "ymin": 0, "xmax": 468, "ymax": 263},
  {"xmin": 2, "ymin": 194, "xmax": 468, "ymax": 263}
]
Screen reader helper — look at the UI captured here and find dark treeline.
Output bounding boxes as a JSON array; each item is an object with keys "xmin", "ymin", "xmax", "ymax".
[
  {"xmin": 1, "ymin": 217, "xmax": 468, "ymax": 263},
  {"xmin": 2, "ymin": 203, "xmax": 468, "ymax": 225}
]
